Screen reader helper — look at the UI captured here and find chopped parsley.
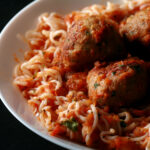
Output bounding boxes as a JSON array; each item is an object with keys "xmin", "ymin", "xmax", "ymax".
[
  {"xmin": 112, "ymin": 71, "xmax": 116, "ymax": 75},
  {"xmin": 42, "ymin": 51, "xmax": 46, "ymax": 55},
  {"xmin": 33, "ymin": 72, "xmax": 37, "ymax": 79},
  {"xmin": 94, "ymin": 83, "xmax": 100, "ymax": 89},
  {"xmin": 84, "ymin": 44, "xmax": 90, "ymax": 52},
  {"xmin": 62, "ymin": 118, "xmax": 79, "ymax": 132},
  {"xmin": 120, "ymin": 120, "xmax": 127, "ymax": 128},
  {"xmin": 129, "ymin": 31, "xmax": 134, "ymax": 36},
  {"xmin": 119, "ymin": 64, "xmax": 125, "ymax": 68},
  {"xmin": 98, "ymin": 98, "xmax": 103, "ymax": 105},
  {"xmin": 130, "ymin": 65, "xmax": 141, "ymax": 73},
  {"xmin": 72, "ymin": 98, "xmax": 77, "ymax": 101},
  {"xmin": 111, "ymin": 91, "xmax": 116, "ymax": 97},
  {"xmin": 85, "ymin": 30, "xmax": 90, "ymax": 36},
  {"xmin": 42, "ymin": 64, "xmax": 45, "ymax": 68}
]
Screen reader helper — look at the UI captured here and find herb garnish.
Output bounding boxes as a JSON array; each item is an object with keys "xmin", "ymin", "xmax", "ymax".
[
  {"xmin": 33, "ymin": 72, "xmax": 37, "ymax": 79},
  {"xmin": 85, "ymin": 30, "xmax": 90, "ymax": 36},
  {"xmin": 120, "ymin": 120, "xmax": 127, "ymax": 128},
  {"xmin": 42, "ymin": 51, "xmax": 46, "ymax": 55},
  {"xmin": 98, "ymin": 98, "xmax": 103, "ymax": 105},
  {"xmin": 62, "ymin": 118, "xmax": 79, "ymax": 132},
  {"xmin": 129, "ymin": 31, "xmax": 134, "ymax": 36},
  {"xmin": 130, "ymin": 65, "xmax": 141, "ymax": 73},
  {"xmin": 94, "ymin": 83, "xmax": 100, "ymax": 89},
  {"xmin": 119, "ymin": 64, "xmax": 125, "ymax": 68},
  {"xmin": 111, "ymin": 91, "xmax": 116, "ymax": 97},
  {"xmin": 72, "ymin": 98, "xmax": 77, "ymax": 101},
  {"xmin": 112, "ymin": 71, "xmax": 116, "ymax": 75}
]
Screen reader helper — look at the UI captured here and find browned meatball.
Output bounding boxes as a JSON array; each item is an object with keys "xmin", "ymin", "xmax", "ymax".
[
  {"xmin": 62, "ymin": 15, "xmax": 127, "ymax": 68},
  {"xmin": 120, "ymin": 7, "xmax": 150, "ymax": 60},
  {"xmin": 87, "ymin": 58, "xmax": 148, "ymax": 107}
]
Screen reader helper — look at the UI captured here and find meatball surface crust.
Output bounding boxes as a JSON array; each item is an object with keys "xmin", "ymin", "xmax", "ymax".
[
  {"xmin": 120, "ymin": 7, "xmax": 150, "ymax": 60},
  {"xmin": 87, "ymin": 58, "xmax": 148, "ymax": 107},
  {"xmin": 62, "ymin": 15, "xmax": 127, "ymax": 68}
]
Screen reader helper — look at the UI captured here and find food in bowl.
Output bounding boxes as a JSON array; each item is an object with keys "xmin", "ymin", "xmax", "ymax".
[{"xmin": 13, "ymin": 0, "xmax": 150, "ymax": 149}]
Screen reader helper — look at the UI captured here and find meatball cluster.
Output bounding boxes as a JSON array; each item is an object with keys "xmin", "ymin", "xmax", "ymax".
[{"xmin": 57, "ymin": 11, "xmax": 150, "ymax": 108}]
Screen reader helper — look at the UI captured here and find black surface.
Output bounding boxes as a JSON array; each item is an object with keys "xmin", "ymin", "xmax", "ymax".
[{"xmin": 0, "ymin": 1, "xmax": 65, "ymax": 150}]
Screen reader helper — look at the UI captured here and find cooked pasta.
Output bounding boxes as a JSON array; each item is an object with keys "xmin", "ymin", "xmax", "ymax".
[{"xmin": 13, "ymin": 0, "xmax": 150, "ymax": 149}]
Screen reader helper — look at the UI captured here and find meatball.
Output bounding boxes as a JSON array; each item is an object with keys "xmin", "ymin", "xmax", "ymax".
[
  {"xmin": 119, "ymin": 7, "xmax": 150, "ymax": 60},
  {"xmin": 62, "ymin": 15, "xmax": 127, "ymax": 68},
  {"xmin": 87, "ymin": 58, "xmax": 148, "ymax": 107}
]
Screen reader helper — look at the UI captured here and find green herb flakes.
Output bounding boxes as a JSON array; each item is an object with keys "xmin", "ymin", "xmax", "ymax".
[
  {"xmin": 111, "ymin": 91, "xmax": 116, "ymax": 97},
  {"xmin": 72, "ymin": 98, "xmax": 77, "ymax": 101},
  {"xmin": 33, "ymin": 72, "xmax": 37, "ymax": 79},
  {"xmin": 85, "ymin": 30, "xmax": 90, "ymax": 36},
  {"xmin": 130, "ymin": 65, "xmax": 141, "ymax": 73},
  {"xmin": 62, "ymin": 118, "xmax": 78, "ymax": 132},
  {"xmin": 98, "ymin": 98, "xmax": 103, "ymax": 105},
  {"xmin": 112, "ymin": 71, "xmax": 116, "ymax": 75},
  {"xmin": 42, "ymin": 51, "xmax": 46, "ymax": 55},
  {"xmin": 119, "ymin": 64, "xmax": 125, "ymax": 68},
  {"xmin": 94, "ymin": 83, "xmax": 100, "ymax": 89},
  {"xmin": 120, "ymin": 120, "xmax": 126, "ymax": 128}
]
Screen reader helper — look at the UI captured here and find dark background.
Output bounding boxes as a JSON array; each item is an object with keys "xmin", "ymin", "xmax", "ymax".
[{"xmin": 0, "ymin": 0, "xmax": 65, "ymax": 150}]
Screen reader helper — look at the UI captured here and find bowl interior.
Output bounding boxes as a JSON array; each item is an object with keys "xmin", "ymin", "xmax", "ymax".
[{"xmin": 0, "ymin": 0, "xmax": 120, "ymax": 149}]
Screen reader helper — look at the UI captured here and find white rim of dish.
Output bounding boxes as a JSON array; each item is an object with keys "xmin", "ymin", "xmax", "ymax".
[{"xmin": 0, "ymin": 0, "xmax": 94, "ymax": 150}]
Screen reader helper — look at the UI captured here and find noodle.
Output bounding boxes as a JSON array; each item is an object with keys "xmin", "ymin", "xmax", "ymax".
[{"xmin": 13, "ymin": 0, "xmax": 150, "ymax": 149}]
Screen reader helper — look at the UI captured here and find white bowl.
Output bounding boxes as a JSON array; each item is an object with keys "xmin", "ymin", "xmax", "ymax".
[{"xmin": 0, "ymin": 0, "xmax": 120, "ymax": 149}]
